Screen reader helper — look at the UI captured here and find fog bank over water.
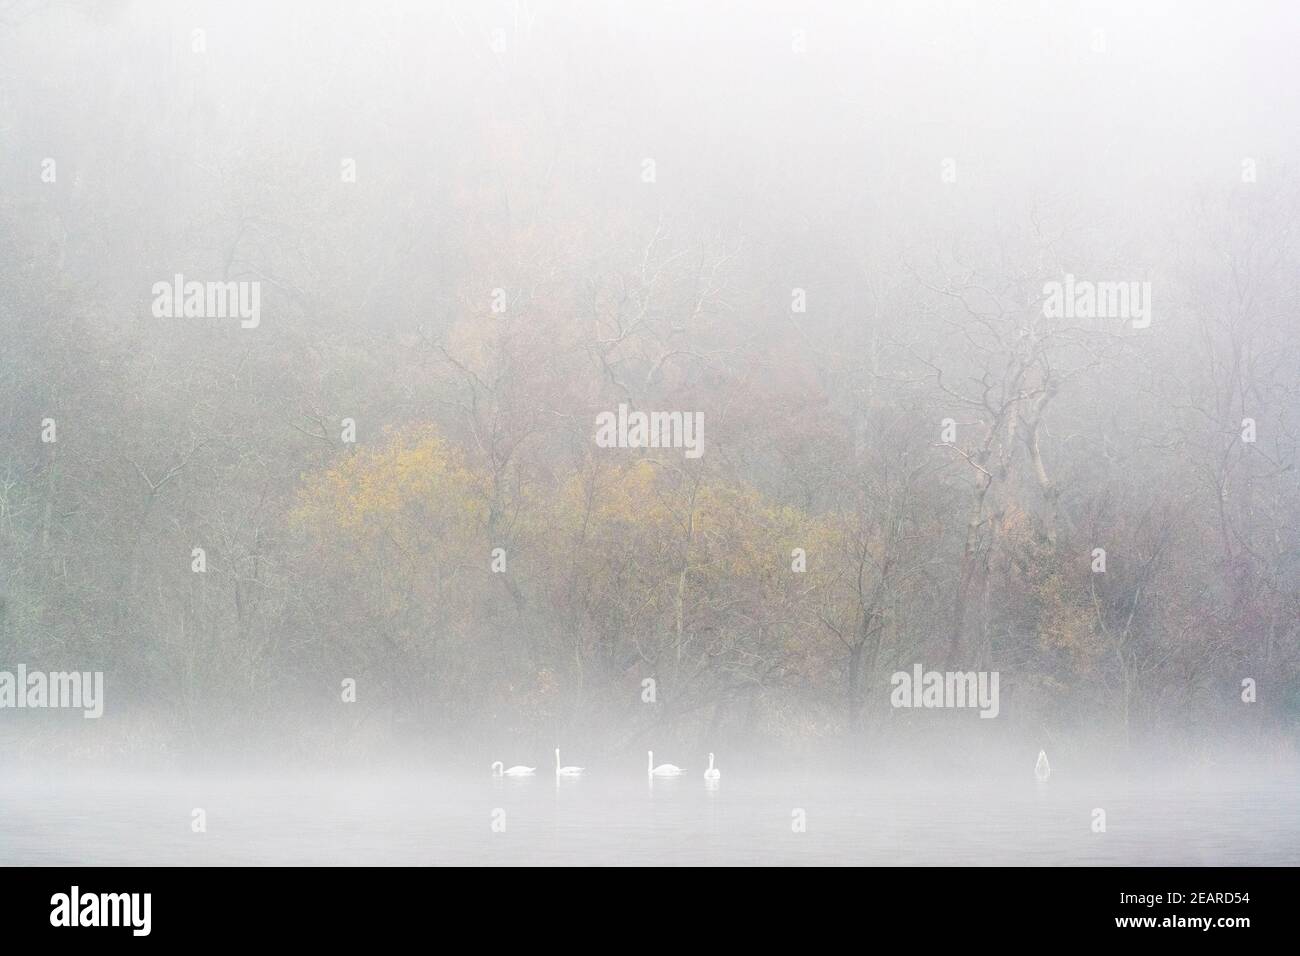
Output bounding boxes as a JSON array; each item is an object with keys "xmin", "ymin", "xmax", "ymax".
[
  {"xmin": 3, "ymin": 767, "xmax": 1296, "ymax": 866},
  {"xmin": 1, "ymin": 2, "xmax": 1298, "ymax": 867}
]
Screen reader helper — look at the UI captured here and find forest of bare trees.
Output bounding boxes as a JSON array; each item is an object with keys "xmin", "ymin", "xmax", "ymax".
[{"xmin": 1, "ymin": 1, "xmax": 1296, "ymax": 768}]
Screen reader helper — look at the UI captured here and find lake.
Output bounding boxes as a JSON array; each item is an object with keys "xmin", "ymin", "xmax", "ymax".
[{"xmin": 2, "ymin": 767, "xmax": 1295, "ymax": 865}]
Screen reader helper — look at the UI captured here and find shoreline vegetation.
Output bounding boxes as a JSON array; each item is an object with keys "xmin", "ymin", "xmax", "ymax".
[{"xmin": 1, "ymin": 4, "xmax": 1298, "ymax": 774}]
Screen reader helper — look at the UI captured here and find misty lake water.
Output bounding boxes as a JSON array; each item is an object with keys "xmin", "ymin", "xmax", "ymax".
[{"xmin": 1, "ymin": 769, "xmax": 1296, "ymax": 865}]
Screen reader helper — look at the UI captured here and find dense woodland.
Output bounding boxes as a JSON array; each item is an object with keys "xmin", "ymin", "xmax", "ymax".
[{"xmin": 1, "ymin": 2, "xmax": 1297, "ymax": 766}]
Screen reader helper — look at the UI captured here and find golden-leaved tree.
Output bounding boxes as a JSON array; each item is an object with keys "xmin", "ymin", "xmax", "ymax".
[{"xmin": 291, "ymin": 425, "xmax": 491, "ymax": 724}]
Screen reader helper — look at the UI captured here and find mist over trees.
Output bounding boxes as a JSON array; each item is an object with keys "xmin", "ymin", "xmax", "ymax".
[{"xmin": 1, "ymin": 1, "xmax": 1297, "ymax": 767}]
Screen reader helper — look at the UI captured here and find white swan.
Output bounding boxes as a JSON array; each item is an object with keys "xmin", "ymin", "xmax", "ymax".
[
  {"xmin": 554, "ymin": 748, "xmax": 585, "ymax": 776},
  {"xmin": 703, "ymin": 752, "xmax": 720, "ymax": 780},
  {"xmin": 1035, "ymin": 749, "xmax": 1051, "ymax": 782},
  {"xmin": 648, "ymin": 750, "xmax": 686, "ymax": 776},
  {"xmin": 492, "ymin": 761, "xmax": 535, "ymax": 777}
]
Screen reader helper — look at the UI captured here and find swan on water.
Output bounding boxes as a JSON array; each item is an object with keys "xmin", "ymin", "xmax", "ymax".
[
  {"xmin": 554, "ymin": 748, "xmax": 585, "ymax": 776},
  {"xmin": 703, "ymin": 752, "xmax": 720, "ymax": 780},
  {"xmin": 1035, "ymin": 749, "xmax": 1051, "ymax": 782},
  {"xmin": 492, "ymin": 761, "xmax": 535, "ymax": 777},
  {"xmin": 648, "ymin": 750, "xmax": 686, "ymax": 776}
]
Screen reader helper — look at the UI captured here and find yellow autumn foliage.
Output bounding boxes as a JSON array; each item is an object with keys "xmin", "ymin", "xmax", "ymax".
[
  {"xmin": 551, "ymin": 459, "xmax": 832, "ymax": 603},
  {"xmin": 291, "ymin": 424, "xmax": 489, "ymax": 555}
]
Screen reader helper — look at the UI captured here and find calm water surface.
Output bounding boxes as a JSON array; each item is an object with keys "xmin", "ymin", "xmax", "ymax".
[{"xmin": 1, "ymin": 770, "xmax": 1295, "ymax": 865}]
